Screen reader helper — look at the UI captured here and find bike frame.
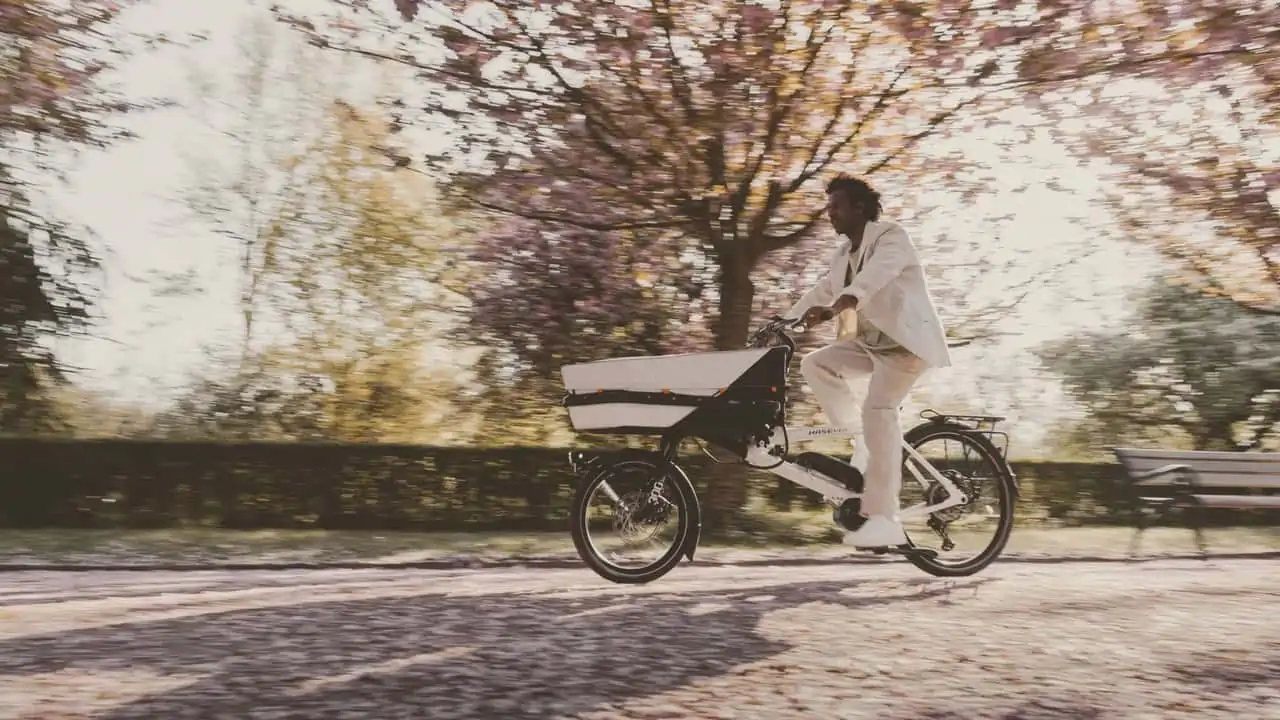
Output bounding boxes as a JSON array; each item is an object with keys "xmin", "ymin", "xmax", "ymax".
[
  {"xmin": 581, "ymin": 317, "xmax": 974, "ymax": 522},
  {"xmin": 742, "ymin": 423, "xmax": 970, "ymax": 521}
]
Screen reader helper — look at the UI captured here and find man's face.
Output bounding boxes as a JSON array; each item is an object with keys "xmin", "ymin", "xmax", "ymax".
[{"xmin": 826, "ymin": 189, "xmax": 863, "ymax": 237}]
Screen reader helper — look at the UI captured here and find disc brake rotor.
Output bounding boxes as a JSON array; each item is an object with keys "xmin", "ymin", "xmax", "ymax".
[{"xmin": 612, "ymin": 491, "xmax": 672, "ymax": 545}]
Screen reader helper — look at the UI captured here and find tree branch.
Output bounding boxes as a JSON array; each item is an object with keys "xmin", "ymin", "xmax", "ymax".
[
  {"xmin": 996, "ymin": 47, "xmax": 1260, "ymax": 90},
  {"xmin": 761, "ymin": 211, "xmax": 825, "ymax": 252},
  {"xmin": 788, "ymin": 58, "xmax": 909, "ymax": 192},
  {"xmin": 863, "ymin": 93, "xmax": 985, "ymax": 176},
  {"xmin": 736, "ymin": 1, "xmax": 845, "ymax": 207},
  {"xmin": 312, "ymin": 40, "xmax": 545, "ymax": 99},
  {"xmin": 465, "ymin": 196, "xmax": 690, "ymax": 232},
  {"xmin": 652, "ymin": 0, "xmax": 697, "ymax": 124}
]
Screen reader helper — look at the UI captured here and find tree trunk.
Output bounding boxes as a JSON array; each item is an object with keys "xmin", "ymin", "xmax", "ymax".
[
  {"xmin": 703, "ymin": 251, "xmax": 757, "ymax": 532},
  {"xmin": 713, "ymin": 252, "xmax": 756, "ymax": 351}
]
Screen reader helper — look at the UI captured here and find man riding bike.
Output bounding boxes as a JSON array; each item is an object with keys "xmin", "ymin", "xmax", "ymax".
[{"xmin": 782, "ymin": 174, "xmax": 952, "ymax": 549}]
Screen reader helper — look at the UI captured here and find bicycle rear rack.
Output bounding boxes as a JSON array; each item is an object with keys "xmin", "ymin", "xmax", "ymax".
[{"xmin": 920, "ymin": 408, "xmax": 1011, "ymax": 459}]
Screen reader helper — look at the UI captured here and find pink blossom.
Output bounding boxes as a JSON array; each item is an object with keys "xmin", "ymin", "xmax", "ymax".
[
  {"xmin": 980, "ymin": 26, "xmax": 1017, "ymax": 49},
  {"xmin": 441, "ymin": 27, "xmax": 484, "ymax": 57},
  {"xmin": 337, "ymin": 0, "xmax": 1280, "ymax": 364}
]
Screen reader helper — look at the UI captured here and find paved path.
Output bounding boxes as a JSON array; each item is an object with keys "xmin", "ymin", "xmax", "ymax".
[{"xmin": 0, "ymin": 559, "xmax": 1277, "ymax": 719}]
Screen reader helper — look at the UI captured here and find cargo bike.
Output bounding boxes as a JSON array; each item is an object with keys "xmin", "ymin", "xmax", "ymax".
[{"xmin": 560, "ymin": 315, "xmax": 1019, "ymax": 584}]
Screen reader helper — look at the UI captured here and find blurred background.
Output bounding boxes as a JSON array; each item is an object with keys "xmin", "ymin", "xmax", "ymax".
[{"xmin": 1, "ymin": 0, "xmax": 1276, "ymax": 546}]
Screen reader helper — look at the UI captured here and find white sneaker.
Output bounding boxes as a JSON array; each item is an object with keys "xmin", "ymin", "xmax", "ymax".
[{"xmin": 842, "ymin": 515, "xmax": 908, "ymax": 548}]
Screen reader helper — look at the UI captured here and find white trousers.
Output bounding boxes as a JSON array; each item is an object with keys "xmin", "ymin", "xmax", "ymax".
[{"xmin": 799, "ymin": 338, "xmax": 928, "ymax": 517}]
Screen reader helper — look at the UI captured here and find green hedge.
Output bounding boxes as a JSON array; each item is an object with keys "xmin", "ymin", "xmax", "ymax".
[{"xmin": 0, "ymin": 438, "xmax": 1274, "ymax": 530}]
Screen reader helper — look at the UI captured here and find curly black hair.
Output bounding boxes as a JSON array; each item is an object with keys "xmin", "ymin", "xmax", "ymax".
[{"xmin": 826, "ymin": 173, "xmax": 882, "ymax": 221}]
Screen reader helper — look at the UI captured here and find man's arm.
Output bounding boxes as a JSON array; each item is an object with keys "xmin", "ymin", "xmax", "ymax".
[
  {"xmin": 839, "ymin": 224, "xmax": 920, "ymax": 306},
  {"xmin": 783, "ymin": 283, "xmax": 835, "ymax": 319}
]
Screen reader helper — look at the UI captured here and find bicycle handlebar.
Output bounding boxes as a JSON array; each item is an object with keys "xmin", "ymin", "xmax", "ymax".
[
  {"xmin": 744, "ymin": 316, "xmax": 806, "ymax": 350},
  {"xmin": 746, "ymin": 315, "xmax": 975, "ymax": 351}
]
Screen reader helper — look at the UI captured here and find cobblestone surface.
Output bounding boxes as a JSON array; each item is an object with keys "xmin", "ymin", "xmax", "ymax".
[{"xmin": 0, "ymin": 559, "xmax": 1277, "ymax": 719}]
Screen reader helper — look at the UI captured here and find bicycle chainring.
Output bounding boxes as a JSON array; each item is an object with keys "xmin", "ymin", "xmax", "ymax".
[{"xmin": 833, "ymin": 498, "xmax": 867, "ymax": 531}]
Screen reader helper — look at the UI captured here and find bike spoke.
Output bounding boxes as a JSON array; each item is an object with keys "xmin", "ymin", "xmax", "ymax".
[
  {"xmin": 582, "ymin": 465, "xmax": 681, "ymax": 572},
  {"xmin": 900, "ymin": 432, "xmax": 1008, "ymax": 565}
]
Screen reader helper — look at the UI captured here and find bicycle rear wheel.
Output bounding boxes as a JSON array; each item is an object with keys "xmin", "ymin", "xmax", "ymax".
[{"xmin": 899, "ymin": 423, "xmax": 1017, "ymax": 577}]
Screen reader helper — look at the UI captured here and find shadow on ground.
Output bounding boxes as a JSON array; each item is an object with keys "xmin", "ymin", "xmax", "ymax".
[
  {"xmin": 921, "ymin": 698, "xmax": 1108, "ymax": 720},
  {"xmin": 1170, "ymin": 649, "xmax": 1280, "ymax": 696},
  {"xmin": 0, "ymin": 575, "xmax": 987, "ymax": 718}
]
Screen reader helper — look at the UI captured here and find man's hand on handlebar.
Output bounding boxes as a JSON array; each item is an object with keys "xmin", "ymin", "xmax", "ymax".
[
  {"xmin": 829, "ymin": 294, "xmax": 858, "ymax": 314},
  {"xmin": 799, "ymin": 305, "xmax": 836, "ymax": 328}
]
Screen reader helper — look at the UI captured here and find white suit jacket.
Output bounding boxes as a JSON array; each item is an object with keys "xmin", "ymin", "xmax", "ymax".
[{"xmin": 784, "ymin": 220, "xmax": 952, "ymax": 369}]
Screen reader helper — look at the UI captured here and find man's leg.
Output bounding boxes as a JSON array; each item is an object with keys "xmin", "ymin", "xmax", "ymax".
[
  {"xmin": 859, "ymin": 353, "xmax": 928, "ymax": 519},
  {"xmin": 801, "ymin": 341, "xmax": 929, "ymax": 547},
  {"xmin": 799, "ymin": 341, "xmax": 874, "ymax": 434},
  {"xmin": 825, "ymin": 350, "xmax": 928, "ymax": 548}
]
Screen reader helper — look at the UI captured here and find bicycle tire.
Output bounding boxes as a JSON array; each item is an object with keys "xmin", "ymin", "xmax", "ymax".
[
  {"xmin": 900, "ymin": 421, "xmax": 1018, "ymax": 577},
  {"xmin": 569, "ymin": 453, "xmax": 697, "ymax": 584}
]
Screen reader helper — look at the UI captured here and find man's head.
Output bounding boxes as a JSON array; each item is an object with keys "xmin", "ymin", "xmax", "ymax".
[{"xmin": 825, "ymin": 173, "xmax": 881, "ymax": 237}]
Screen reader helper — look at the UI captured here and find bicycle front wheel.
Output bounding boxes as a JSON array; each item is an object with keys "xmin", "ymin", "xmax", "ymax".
[
  {"xmin": 569, "ymin": 452, "xmax": 697, "ymax": 584},
  {"xmin": 899, "ymin": 423, "xmax": 1017, "ymax": 577}
]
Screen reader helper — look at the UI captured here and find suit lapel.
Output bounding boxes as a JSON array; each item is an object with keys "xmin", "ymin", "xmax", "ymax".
[
  {"xmin": 853, "ymin": 222, "xmax": 878, "ymax": 273},
  {"xmin": 836, "ymin": 223, "xmax": 878, "ymax": 295},
  {"xmin": 828, "ymin": 223, "xmax": 890, "ymax": 297},
  {"xmin": 829, "ymin": 239, "xmax": 851, "ymax": 296}
]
